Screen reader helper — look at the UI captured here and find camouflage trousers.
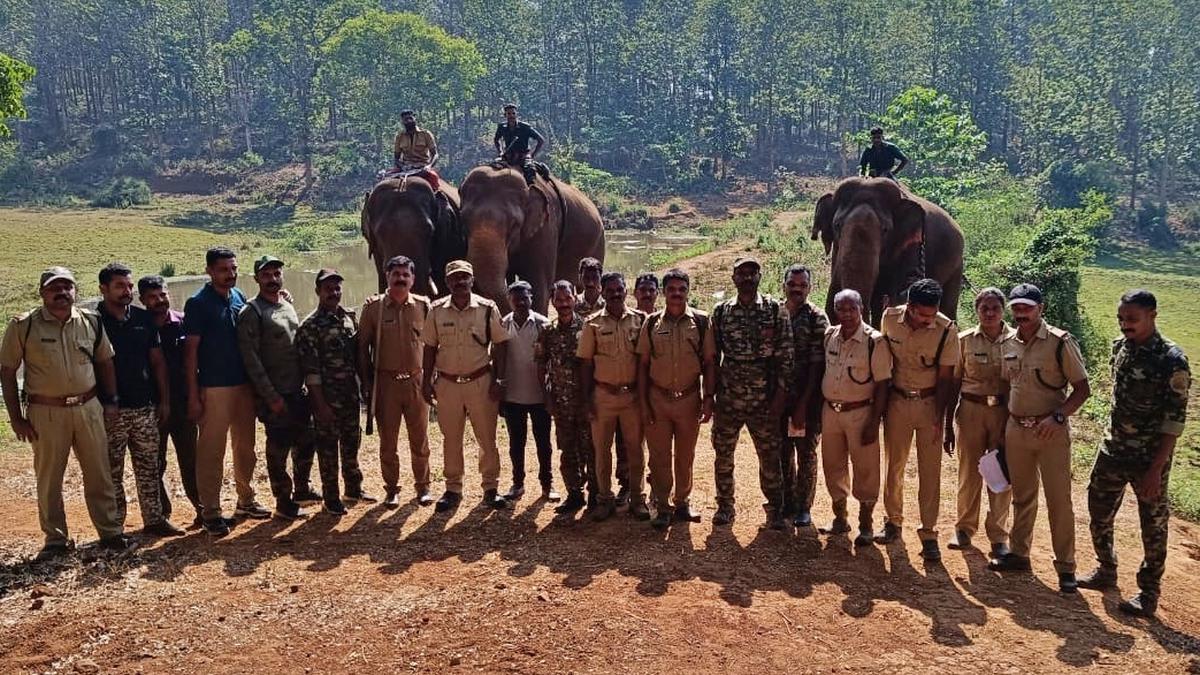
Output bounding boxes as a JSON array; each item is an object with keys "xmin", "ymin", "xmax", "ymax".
[
  {"xmin": 313, "ymin": 404, "xmax": 364, "ymax": 499},
  {"xmin": 711, "ymin": 396, "xmax": 784, "ymax": 510},
  {"xmin": 106, "ymin": 406, "xmax": 165, "ymax": 527},
  {"xmin": 553, "ymin": 406, "xmax": 596, "ymax": 496},
  {"xmin": 780, "ymin": 422, "xmax": 820, "ymax": 516},
  {"xmin": 259, "ymin": 393, "xmax": 317, "ymax": 504},
  {"xmin": 1087, "ymin": 451, "xmax": 1172, "ymax": 599}
]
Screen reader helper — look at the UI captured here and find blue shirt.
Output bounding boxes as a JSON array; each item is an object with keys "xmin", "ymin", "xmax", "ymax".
[{"xmin": 183, "ymin": 283, "xmax": 248, "ymax": 388}]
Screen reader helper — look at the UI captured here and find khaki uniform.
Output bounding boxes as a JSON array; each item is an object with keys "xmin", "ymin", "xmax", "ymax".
[
  {"xmin": 424, "ymin": 294, "xmax": 509, "ymax": 493},
  {"xmin": 393, "ymin": 128, "xmax": 437, "ymax": 166},
  {"xmin": 577, "ymin": 307, "xmax": 645, "ymax": 503},
  {"xmin": 820, "ymin": 322, "xmax": 892, "ymax": 524},
  {"xmin": 0, "ymin": 307, "xmax": 123, "ymax": 545},
  {"xmin": 1002, "ymin": 321, "xmax": 1088, "ymax": 573},
  {"xmin": 880, "ymin": 305, "xmax": 960, "ymax": 541},
  {"xmin": 952, "ymin": 324, "xmax": 1016, "ymax": 544},
  {"xmin": 360, "ymin": 292, "xmax": 431, "ymax": 492},
  {"xmin": 637, "ymin": 308, "xmax": 715, "ymax": 511}
]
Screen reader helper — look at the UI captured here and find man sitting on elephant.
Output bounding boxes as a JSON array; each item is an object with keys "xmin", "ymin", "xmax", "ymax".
[
  {"xmin": 494, "ymin": 103, "xmax": 547, "ymax": 185},
  {"xmin": 392, "ymin": 110, "xmax": 443, "ymax": 193},
  {"xmin": 859, "ymin": 127, "xmax": 909, "ymax": 180}
]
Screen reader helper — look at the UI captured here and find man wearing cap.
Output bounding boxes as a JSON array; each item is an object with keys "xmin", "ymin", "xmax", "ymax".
[
  {"xmin": 709, "ymin": 256, "xmax": 793, "ymax": 529},
  {"xmin": 989, "ymin": 283, "xmax": 1090, "ymax": 594},
  {"xmin": 422, "ymin": 260, "xmax": 511, "ymax": 511},
  {"xmin": 238, "ymin": 255, "xmax": 319, "ymax": 520},
  {"xmin": 781, "ymin": 264, "xmax": 829, "ymax": 528},
  {"xmin": 943, "ymin": 287, "xmax": 1014, "ymax": 558},
  {"xmin": 877, "ymin": 278, "xmax": 960, "ymax": 561},
  {"xmin": 500, "ymin": 280, "xmax": 557, "ymax": 502},
  {"xmin": 578, "ymin": 271, "xmax": 648, "ymax": 521},
  {"xmin": 637, "ymin": 269, "xmax": 715, "ymax": 528},
  {"xmin": 1, "ymin": 267, "xmax": 135, "ymax": 559},
  {"xmin": 297, "ymin": 269, "xmax": 372, "ymax": 515},
  {"xmin": 96, "ymin": 262, "xmax": 182, "ymax": 537},
  {"xmin": 359, "ymin": 255, "xmax": 433, "ymax": 508},
  {"xmin": 184, "ymin": 247, "xmax": 267, "ymax": 537}
]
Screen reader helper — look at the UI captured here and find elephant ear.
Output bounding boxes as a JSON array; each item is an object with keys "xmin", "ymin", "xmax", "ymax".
[
  {"xmin": 360, "ymin": 191, "xmax": 375, "ymax": 259},
  {"xmin": 812, "ymin": 192, "xmax": 836, "ymax": 255},
  {"xmin": 432, "ymin": 194, "xmax": 467, "ymax": 277},
  {"xmin": 891, "ymin": 196, "xmax": 926, "ymax": 252},
  {"xmin": 518, "ymin": 179, "xmax": 557, "ymax": 247}
]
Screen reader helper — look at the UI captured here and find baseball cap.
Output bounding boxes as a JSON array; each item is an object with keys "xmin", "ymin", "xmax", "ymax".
[
  {"xmin": 445, "ymin": 260, "xmax": 474, "ymax": 277},
  {"xmin": 733, "ymin": 256, "xmax": 761, "ymax": 271},
  {"xmin": 1008, "ymin": 283, "xmax": 1044, "ymax": 307},
  {"xmin": 315, "ymin": 268, "xmax": 344, "ymax": 285},
  {"xmin": 40, "ymin": 266, "xmax": 76, "ymax": 287},
  {"xmin": 253, "ymin": 255, "xmax": 284, "ymax": 274}
]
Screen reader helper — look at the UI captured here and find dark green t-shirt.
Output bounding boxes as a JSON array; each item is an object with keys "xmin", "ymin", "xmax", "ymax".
[{"xmin": 860, "ymin": 142, "xmax": 908, "ymax": 175}]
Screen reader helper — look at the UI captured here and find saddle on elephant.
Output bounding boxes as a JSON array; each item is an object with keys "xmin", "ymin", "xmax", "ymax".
[{"xmin": 376, "ymin": 165, "xmax": 442, "ymax": 191}]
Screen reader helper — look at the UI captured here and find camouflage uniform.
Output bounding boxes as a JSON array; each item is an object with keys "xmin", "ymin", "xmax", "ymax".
[
  {"xmin": 106, "ymin": 408, "xmax": 164, "ymax": 527},
  {"xmin": 781, "ymin": 301, "xmax": 828, "ymax": 516},
  {"xmin": 538, "ymin": 313, "xmax": 597, "ymax": 497},
  {"xmin": 710, "ymin": 294, "xmax": 794, "ymax": 514},
  {"xmin": 296, "ymin": 307, "xmax": 365, "ymax": 500},
  {"xmin": 576, "ymin": 293, "xmax": 628, "ymax": 490},
  {"xmin": 1087, "ymin": 332, "xmax": 1190, "ymax": 601}
]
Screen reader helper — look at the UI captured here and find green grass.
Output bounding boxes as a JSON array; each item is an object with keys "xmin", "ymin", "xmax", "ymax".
[{"xmin": 1079, "ymin": 244, "xmax": 1200, "ymax": 519}]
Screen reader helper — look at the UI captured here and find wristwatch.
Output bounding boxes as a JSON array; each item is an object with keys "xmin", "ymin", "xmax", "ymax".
[{"xmin": 1051, "ymin": 411, "xmax": 1066, "ymax": 425}]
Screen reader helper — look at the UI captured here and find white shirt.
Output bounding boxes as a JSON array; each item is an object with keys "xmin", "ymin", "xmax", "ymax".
[{"xmin": 502, "ymin": 311, "xmax": 549, "ymax": 404}]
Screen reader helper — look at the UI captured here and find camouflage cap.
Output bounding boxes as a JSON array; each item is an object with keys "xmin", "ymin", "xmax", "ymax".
[
  {"xmin": 315, "ymin": 268, "xmax": 344, "ymax": 285},
  {"xmin": 253, "ymin": 254, "xmax": 284, "ymax": 274},
  {"xmin": 40, "ymin": 266, "xmax": 76, "ymax": 287},
  {"xmin": 732, "ymin": 256, "xmax": 761, "ymax": 271},
  {"xmin": 445, "ymin": 260, "xmax": 474, "ymax": 277}
]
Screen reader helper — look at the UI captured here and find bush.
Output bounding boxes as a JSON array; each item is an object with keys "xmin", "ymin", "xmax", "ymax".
[
  {"xmin": 1037, "ymin": 159, "xmax": 1119, "ymax": 208},
  {"xmin": 90, "ymin": 177, "xmax": 152, "ymax": 208},
  {"xmin": 235, "ymin": 151, "xmax": 264, "ymax": 171},
  {"xmin": 667, "ymin": 201, "xmax": 682, "ymax": 214},
  {"xmin": 159, "ymin": 263, "xmax": 176, "ymax": 277}
]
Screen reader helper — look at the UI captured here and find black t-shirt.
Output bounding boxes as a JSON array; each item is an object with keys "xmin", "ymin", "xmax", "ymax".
[
  {"xmin": 494, "ymin": 121, "xmax": 544, "ymax": 154},
  {"xmin": 99, "ymin": 304, "xmax": 161, "ymax": 408},
  {"xmin": 860, "ymin": 142, "xmax": 908, "ymax": 175}
]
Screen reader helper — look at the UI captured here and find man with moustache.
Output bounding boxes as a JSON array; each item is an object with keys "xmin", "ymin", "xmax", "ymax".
[
  {"xmin": 184, "ymin": 247, "xmax": 268, "ymax": 537},
  {"xmin": 297, "ymin": 269, "xmax": 373, "ymax": 515},
  {"xmin": 359, "ymin": 255, "xmax": 433, "ymax": 508},
  {"xmin": 238, "ymin": 255, "xmax": 318, "ymax": 520},
  {"xmin": 780, "ymin": 265, "xmax": 829, "ymax": 528},
  {"xmin": 943, "ymin": 287, "xmax": 1015, "ymax": 558},
  {"xmin": 500, "ymin": 281, "xmax": 556, "ymax": 502},
  {"xmin": 97, "ymin": 263, "xmax": 182, "ymax": 536},
  {"xmin": 1077, "ymin": 290, "xmax": 1190, "ymax": 616},
  {"xmin": 633, "ymin": 274, "xmax": 660, "ymax": 315},
  {"xmin": 422, "ymin": 260, "xmax": 511, "ymax": 511},
  {"xmin": 1, "ymin": 267, "xmax": 135, "ymax": 559},
  {"xmin": 138, "ymin": 275, "xmax": 202, "ymax": 527},
  {"xmin": 988, "ymin": 284, "xmax": 1090, "ymax": 594}
]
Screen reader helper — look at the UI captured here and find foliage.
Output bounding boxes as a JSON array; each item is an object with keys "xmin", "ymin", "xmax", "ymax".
[
  {"xmin": 0, "ymin": 52, "xmax": 35, "ymax": 136},
  {"xmin": 90, "ymin": 177, "xmax": 153, "ymax": 208},
  {"xmin": 1037, "ymin": 159, "xmax": 1120, "ymax": 208}
]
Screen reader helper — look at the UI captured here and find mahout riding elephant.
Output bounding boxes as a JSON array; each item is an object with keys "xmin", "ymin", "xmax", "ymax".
[
  {"xmin": 459, "ymin": 164, "xmax": 605, "ymax": 313},
  {"xmin": 811, "ymin": 177, "xmax": 964, "ymax": 324},
  {"xmin": 361, "ymin": 175, "xmax": 465, "ymax": 296}
]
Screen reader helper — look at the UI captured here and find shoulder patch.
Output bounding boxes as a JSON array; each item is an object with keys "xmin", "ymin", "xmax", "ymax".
[
  {"xmin": 957, "ymin": 327, "xmax": 973, "ymax": 340},
  {"xmin": 883, "ymin": 306, "xmax": 904, "ymax": 317},
  {"xmin": 363, "ymin": 294, "xmax": 382, "ymax": 305},
  {"xmin": 935, "ymin": 313, "xmax": 952, "ymax": 328},
  {"xmin": 1046, "ymin": 325, "xmax": 1071, "ymax": 341},
  {"xmin": 1170, "ymin": 370, "xmax": 1191, "ymax": 396}
]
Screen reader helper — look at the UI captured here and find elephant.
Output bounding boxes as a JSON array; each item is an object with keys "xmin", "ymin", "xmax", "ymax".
[
  {"xmin": 811, "ymin": 177, "xmax": 964, "ymax": 325},
  {"xmin": 360, "ymin": 175, "xmax": 466, "ymax": 296},
  {"xmin": 459, "ymin": 164, "xmax": 605, "ymax": 314}
]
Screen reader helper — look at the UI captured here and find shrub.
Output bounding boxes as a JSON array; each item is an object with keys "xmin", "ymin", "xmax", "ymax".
[
  {"xmin": 159, "ymin": 263, "xmax": 176, "ymax": 277},
  {"xmin": 235, "ymin": 151, "xmax": 264, "ymax": 171},
  {"xmin": 667, "ymin": 201, "xmax": 682, "ymax": 214},
  {"xmin": 1037, "ymin": 159, "xmax": 1119, "ymax": 208},
  {"xmin": 90, "ymin": 177, "xmax": 152, "ymax": 208}
]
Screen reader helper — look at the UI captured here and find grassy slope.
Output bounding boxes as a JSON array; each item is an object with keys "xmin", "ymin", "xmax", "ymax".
[{"xmin": 1080, "ymin": 244, "xmax": 1200, "ymax": 518}]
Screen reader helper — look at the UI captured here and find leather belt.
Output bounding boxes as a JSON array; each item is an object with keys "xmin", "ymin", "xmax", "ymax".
[
  {"xmin": 379, "ymin": 368, "xmax": 420, "ymax": 381},
  {"xmin": 652, "ymin": 381, "xmax": 700, "ymax": 400},
  {"xmin": 962, "ymin": 392, "xmax": 1006, "ymax": 407},
  {"xmin": 1014, "ymin": 414, "xmax": 1050, "ymax": 428},
  {"xmin": 28, "ymin": 388, "xmax": 98, "ymax": 408},
  {"xmin": 892, "ymin": 386, "xmax": 937, "ymax": 400},
  {"xmin": 436, "ymin": 365, "xmax": 491, "ymax": 384},
  {"xmin": 826, "ymin": 399, "xmax": 872, "ymax": 413},
  {"xmin": 595, "ymin": 380, "xmax": 636, "ymax": 395}
]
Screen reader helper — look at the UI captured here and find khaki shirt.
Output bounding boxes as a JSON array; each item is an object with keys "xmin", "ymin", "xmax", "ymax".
[
  {"xmin": 636, "ymin": 307, "xmax": 716, "ymax": 391},
  {"xmin": 954, "ymin": 324, "xmax": 1016, "ymax": 397},
  {"xmin": 1001, "ymin": 320, "xmax": 1088, "ymax": 417},
  {"xmin": 880, "ymin": 305, "xmax": 960, "ymax": 390},
  {"xmin": 423, "ymin": 294, "xmax": 509, "ymax": 374},
  {"xmin": 393, "ymin": 127, "xmax": 437, "ymax": 166},
  {"xmin": 821, "ymin": 322, "xmax": 892, "ymax": 402},
  {"xmin": 0, "ymin": 307, "xmax": 115, "ymax": 397},
  {"xmin": 359, "ymin": 292, "xmax": 430, "ymax": 374},
  {"xmin": 577, "ymin": 307, "xmax": 644, "ymax": 385}
]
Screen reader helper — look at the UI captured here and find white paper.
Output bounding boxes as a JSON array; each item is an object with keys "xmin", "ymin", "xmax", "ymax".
[{"xmin": 978, "ymin": 448, "xmax": 1011, "ymax": 493}]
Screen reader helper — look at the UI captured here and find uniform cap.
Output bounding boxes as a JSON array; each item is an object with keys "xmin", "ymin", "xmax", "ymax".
[
  {"xmin": 732, "ymin": 256, "xmax": 761, "ymax": 271},
  {"xmin": 40, "ymin": 266, "xmax": 76, "ymax": 287},
  {"xmin": 1008, "ymin": 283, "xmax": 1043, "ymax": 307},
  {"xmin": 445, "ymin": 260, "xmax": 474, "ymax": 277},
  {"xmin": 315, "ymin": 268, "xmax": 344, "ymax": 285},
  {"xmin": 253, "ymin": 255, "xmax": 284, "ymax": 273}
]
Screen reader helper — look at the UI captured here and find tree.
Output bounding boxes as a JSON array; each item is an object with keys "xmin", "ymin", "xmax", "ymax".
[{"xmin": 0, "ymin": 51, "xmax": 35, "ymax": 136}]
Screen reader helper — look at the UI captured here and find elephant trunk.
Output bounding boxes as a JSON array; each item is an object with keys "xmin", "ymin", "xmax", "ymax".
[
  {"xmin": 467, "ymin": 228, "xmax": 511, "ymax": 313},
  {"xmin": 832, "ymin": 207, "xmax": 883, "ymax": 326}
]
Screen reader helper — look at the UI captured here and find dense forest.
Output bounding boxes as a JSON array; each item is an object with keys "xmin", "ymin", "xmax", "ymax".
[{"xmin": 1, "ymin": 0, "xmax": 1199, "ymax": 223}]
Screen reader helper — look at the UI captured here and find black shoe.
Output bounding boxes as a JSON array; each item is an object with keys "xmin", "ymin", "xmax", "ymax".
[
  {"xmin": 674, "ymin": 504, "xmax": 702, "ymax": 523},
  {"xmin": 990, "ymin": 542, "xmax": 1011, "ymax": 559},
  {"xmin": 484, "ymin": 489, "xmax": 509, "ymax": 509},
  {"xmin": 34, "ymin": 541, "xmax": 75, "ymax": 562},
  {"xmin": 947, "ymin": 530, "xmax": 971, "ymax": 550},
  {"xmin": 629, "ymin": 499, "xmax": 651, "ymax": 521},
  {"xmin": 819, "ymin": 517, "xmax": 852, "ymax": 535},
  {"xmin": 591, "ymin": 500, "xmax": 616, "ymax": 522},
  {"xmin": 1059, "ymin": 572, "xmax": 1078, "ymax": 594},
  {"xmin": 1118, "ymin": 592, "xmax": 1158, "ymax": 617},
  {"xmin": 503, "ymin": 484, "xmax": 526, "ymax": 501},
  {"xmin": 417, "ymin": 490, "xmax": 435, "ymax": 507},
  {"xmin": 235, "ymin": 502, "xmax": 271, "ymax": 520},
  {"xmin": 384, "ymin": 488, "xmax": 401, "ymax": 509},
  {"xmin": 435, "ymin": 491, "xmax": 462, "ymax": 513},
  {"xmin": 292, "ymin": 489, "xmax": 323, "ymax": 505},
  {"xmin": 987, "ymin": 553, "xmax": 1032, "ymax": 572},
  {"xmin": 554, "ymin": 491, "xmax": 586, "ymax": 515},
  {"xmin": 712, "ymin": 507, "xmax": 735, "ymax": 526},
  {"xmin": 204, "ymin": 519, "xmax": 231, "ymax": 537},
  {"xmin": 323, "ymin": 499, "xmax": 348, "ymax": 516},
  {"xmin": 921, "ymin": 539, "xmax": 942, "ymax": 561},
  {"xmin": 1077, "ymin": 565, "xmax": 1118, "ymax": 590},
  {"xmin": 854, "ymin": 528, "xmax": 876, "ymax": 547},
  {"xmin": 874, "ymin": 522, "xmax": 901, "ymax": 544},
  {"xmin": 651, "ymin": 509, "xmax": 671, "ymax": 530},
  {"xmin": 273, "ymin": 501, "xmax": 308, "ymax": 521},
  {"xmin": 143, "ymin": 520, "xmax": 187, "ymax": 537},
  {"xmin": 615, "ymin": 486, "xmax": 630, "ymax": 507},
  {"xmin": 792, "ymin": 511, "xmax": 813, "ymax": 528},
  {"xmin": 99, "ymin": 534, "xmax": 139, "ymax": 553}
]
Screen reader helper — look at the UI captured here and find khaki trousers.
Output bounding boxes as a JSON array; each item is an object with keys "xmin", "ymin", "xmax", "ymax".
[
  {"xmin": 644, "ymin": 389, "xmax": 700, "ymax": 510},
  {"xmin": 954, "ymin": 401, "xmax": 1011, "ymax": 543},
  {"xmin": 820, "ymin": 404, "xmax": 880, "ymax": 514},
  {"xmin": 591, "ymin": 388, "xmax": 644, "ymax": 501},
  {"xmin": 435, "ymin": 376, "xmax": 500, "ymax": 493},
  {"xmin": 1006, "ymin": 419, "xmax": 1076, "ymax": 573},
  {"xmin": 196, "ymin": 384, "xmax": 258, "ymax": 520},
  {"xmin": 883, "ymin": 396, "xmax": 941, "ymax": 540},
  {"xmin": 29, "ymin": 400, "xmax": 122, "ymax": 545},
  {"xmin": 376, "ymin": 376, "xmax": 430, "ymax": 491}
]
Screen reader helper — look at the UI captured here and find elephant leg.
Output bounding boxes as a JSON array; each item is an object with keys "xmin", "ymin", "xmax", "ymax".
[{"xmin": 941, "ymin": 270, "xmax": 964, "ymax": 321}]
